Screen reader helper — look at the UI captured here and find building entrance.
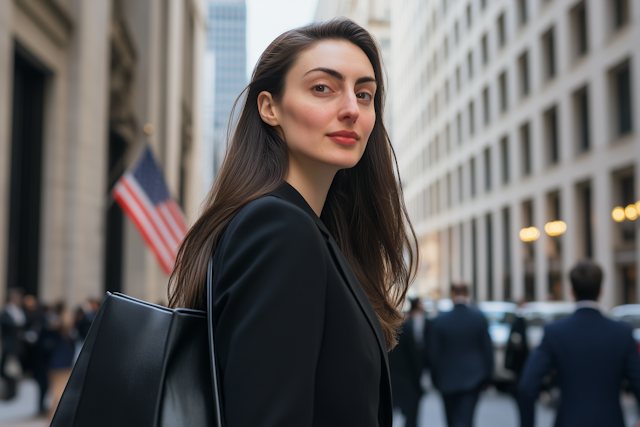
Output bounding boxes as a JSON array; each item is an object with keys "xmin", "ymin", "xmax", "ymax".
[{"xmin": 6, "ymin": 47, "xmax": 47, "ymax": 298}]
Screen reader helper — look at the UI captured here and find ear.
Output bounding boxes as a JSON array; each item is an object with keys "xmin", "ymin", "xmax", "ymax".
[{"xmin": 257, "ymin": 91, "xmax": 280, "ymax": 127}]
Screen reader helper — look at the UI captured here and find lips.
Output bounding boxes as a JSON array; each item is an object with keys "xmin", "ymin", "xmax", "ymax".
[{"xmin": 327, "ymin": 130, "xmax": 360, "ymax": 146}]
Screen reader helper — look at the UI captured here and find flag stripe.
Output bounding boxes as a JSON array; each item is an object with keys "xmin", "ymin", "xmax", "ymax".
[
  {"xmin": 122, "ymin": 176, "xmax": 180, "ymax": 252},
  {"xmin": 158, "ymin": 203, "xmax": 184, "ymax": 246},
  {"xmin": 167, "ymin": 200, "xmax": 188, "ymax": 234},
  {"xmin": 113, "ymin": 184, "xmax": 174, "ymax": 274}
]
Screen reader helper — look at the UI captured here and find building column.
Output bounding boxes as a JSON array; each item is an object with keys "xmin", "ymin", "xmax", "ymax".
[
  {"xmin": 0, "ymin": 0, "xmax": 13, "ymax": 307},
  {"xmin": 511, "ymin": 201, "xmax": 524, "ymax": 301},
  {"xmin": 477, "ymin": 213, "xmax": 487, "ymax": 302},
  {"xmin": 595, "ymin": 170, "xmax": 615, "ymax": 308},
  {"xmin": 494, "ymin": 207, "xmax": 504, "ymax": 301},
  {"xmin": 440, "ymin": 228, "xmax": 450, "ymax": 297},
  {"xmin": 534, "ymin": 192, "xmax": 547, "ymax": 301},
  {"xmin": 562, "ymin": 181, "xmax": 576, "ymax": 300},
  {"xmin": 61, "ymin": 0, "xmax": 111, "ymax": 307}
]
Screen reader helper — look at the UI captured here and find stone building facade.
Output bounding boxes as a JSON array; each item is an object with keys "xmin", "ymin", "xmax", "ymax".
[
  {"xmin": 0, "ymin": 0, "xmax": 207, "ymax": 308},
  {"xmin": 393, "ymin": 0, "xmax": 640, "ymax": 308}
]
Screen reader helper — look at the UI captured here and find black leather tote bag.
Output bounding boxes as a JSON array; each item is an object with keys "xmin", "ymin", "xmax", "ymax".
[{"xmin": 51, "ymin": 260, "xmax": 223, "ymax": 427}]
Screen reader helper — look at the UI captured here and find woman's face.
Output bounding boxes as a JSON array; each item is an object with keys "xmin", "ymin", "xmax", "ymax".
[{"xmin": 262, "ymin": 40, "xmax": 377, "ymax": 173}]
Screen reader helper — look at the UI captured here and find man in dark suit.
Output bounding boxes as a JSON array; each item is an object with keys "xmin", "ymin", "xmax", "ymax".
[
  {"xmin": 1, "ymin": 289, "xmax": 26, "ymax": 400},
  {"xmin": 389, "ymin": 298, "xmax": 430, "ymax": 427},
  {"xmin": 429, "ymin": 283, "xmax": 493, "ymax": 427},
  {"xmin": 505, "ymin": 300, "xmax": 530, "ymax": 393},
  {"xmin": 518, "ymin": 260, "xmax": 640, "ymax": 427}
]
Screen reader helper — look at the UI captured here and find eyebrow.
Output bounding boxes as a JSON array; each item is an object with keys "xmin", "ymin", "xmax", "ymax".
[{"xmin": 304, "ymin": 67, "xmax": 376, "ymax": 85}]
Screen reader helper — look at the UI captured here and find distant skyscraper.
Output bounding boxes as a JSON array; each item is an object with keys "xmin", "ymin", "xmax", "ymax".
[{"xmin": 205, "ymin": 0, "xmax": 247, "ymax": 180}]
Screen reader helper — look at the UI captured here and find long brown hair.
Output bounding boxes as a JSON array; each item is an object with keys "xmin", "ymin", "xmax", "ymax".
[{"xmin": 168, "ymin": 19, "xmax": 418, "ymax": 350}]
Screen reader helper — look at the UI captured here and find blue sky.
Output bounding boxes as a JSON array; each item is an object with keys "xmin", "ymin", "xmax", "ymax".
[{"xmin": 246, "ymin": 0, "xmax": 319, "ymax": 78}]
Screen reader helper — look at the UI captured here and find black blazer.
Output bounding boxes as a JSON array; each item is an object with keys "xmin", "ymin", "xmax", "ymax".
[
  {"xmin": 210, "ymin": 183, "xmax": 392, "ymax": 426},
  {"xmin": 428, "ymin": 304, "xmax": 494, "ymax": 394},
  {"xmin": 518, "ymin": 308, "xmax": 640, "ymax": 427}
]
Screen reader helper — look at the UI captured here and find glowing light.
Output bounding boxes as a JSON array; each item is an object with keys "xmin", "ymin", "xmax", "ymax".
[
  {"xmin": 625, "ymin": 205, "xmax": 638, "ymax": 220},
  {"xmin": 519, "ymin": 227, "xmax": 540, "ymax": 242},
  {"xmin": 544, "ymin": 221, "xmax": 567, "ymax": 236},
  {"xmin": 612, "ymin": 207, "xmax": 626, "ymax": 222},
  {"xmin": 635, "ymin": 200, "xmax": 640, "ymax": 214}
]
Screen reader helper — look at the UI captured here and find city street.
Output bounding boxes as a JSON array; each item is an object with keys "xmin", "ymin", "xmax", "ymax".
[{"xmin": 1, "ymin": 378, "xmax": 638, "ymax": 427}]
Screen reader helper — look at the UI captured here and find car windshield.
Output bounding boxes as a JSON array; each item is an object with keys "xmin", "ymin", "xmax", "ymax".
[{"xmin": 482, "ymin": 310, "xmax": 516, "ymax": 325}]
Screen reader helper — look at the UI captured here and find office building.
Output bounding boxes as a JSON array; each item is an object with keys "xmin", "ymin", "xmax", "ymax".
[
  {"xmin": 0, "ymin": 0, "xmax": 207, "ymax": 307},
  {"xmin": 392, "ymin": 0, "xmax": 640, "ymax": 308}
]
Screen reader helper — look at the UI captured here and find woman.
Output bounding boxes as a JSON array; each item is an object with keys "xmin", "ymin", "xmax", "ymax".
[{"xmin": 169, "ymin": 19, "xmax": 417, "ymax": 426}]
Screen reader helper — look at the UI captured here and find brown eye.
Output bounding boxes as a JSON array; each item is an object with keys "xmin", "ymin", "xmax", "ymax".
[
  {"xmin": 314, "ymin": 85, "xmax": 328, "ymax": 92},
  {"xmin": 357, "ymin": 92, "xmax": 372, "ymax": 100}
]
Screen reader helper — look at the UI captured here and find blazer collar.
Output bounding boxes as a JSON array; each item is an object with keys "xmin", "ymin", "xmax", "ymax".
[{"xmin": 269, "ymin": 182, "xmax": 392, "ymax": 405}]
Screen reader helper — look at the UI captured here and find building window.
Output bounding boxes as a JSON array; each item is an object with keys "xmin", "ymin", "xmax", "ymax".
[
  {"xmin": 576, "ymin": 181, "xmax": 593, "ymax": 259},
  {"xmin": 518, "ymin": 0, "xmax": 528, "ymax": 26},
  {"xmin": 573, "ymin": 85, "xmax": 590, "ymax": 152},
  {"xmin": 613, "ymin": 0, "xmax": 629, "ymax": 30},
  {"xmin": 458, "ymin": 165, "xmax": 464, "ymax": 202},
  {"xmin": 481, "ymin": 0, "xmax": 487, "ymax": 11},
  {"xmin": 500, "ymin": 136, "xmax": 509, "ymax": 184},
  {"xmin": 482, "ymin": 86, "xmax": 490, "ymax": 126},
  {"xmin": 610, "ymin": 60, "xmax": 633, "ymax": 137},
  {"xmin": 542, "ymin": 27, "xmax": 556, "ymax": 80},
  {"xmin": 571, "ymin": 1, "xmax": 588, "ymax": 58},
  {"xmin": 466, "ymin": 4, "xmax": 472, "ymax": 29},
  {"xmin": 502, "ymin": 207, "xmax": 512, "ymax": 301},
  {"xmin": 499, "ymin": 71, "xmax": 508, "ymax": 113},
  {"xmin": 497, "ymin": 13, "xmax": 506, "ymax": 48},
  {"xmin": 469, "ymin": 101, "xmax": 475, "ymax": 136},
  {"xmin": 447, "ymin": 173, "xmax": 452, "ymax": 208},
  {"xmin": 544, "ymin": 106, "xmax": 559, "ymax": 165},
  {"xmin": 472, "ymin": 218, "xmax": 478, "ymax": 300},
  {"xmin": 486, "ymin": 213, "xmax": 494, "ymax": 300},
  {"xmin": 481, "ymin": 33, "xmax": 489, "ymax": 65},
  {"xmin": 518, "ymin": 50, "xmax": 530, "ymax": 97},
  {"xmin": 521, "ymin": 122, "xmax": 532, "ymax": 176},
  {"xmin": 470, "ymin": 157, "xmax": 476, "ymax": 197},
  {"xmin": 467, "ymin": 51, "xmax": 473, "ymax": 80},
  {"xmin": 444, "ymin": 36, "xmax": 449, "ymax": 59},
  {"xmin": 456, "ymin": 66, "xmax": 461, "ymax": 92},
  {"xmin": 484, "ymin": 147, "xmax": 491, "ymax": 191},
  {"xmin": 455, "ymin": 20, "xmax": 460, "ymax": 45}
]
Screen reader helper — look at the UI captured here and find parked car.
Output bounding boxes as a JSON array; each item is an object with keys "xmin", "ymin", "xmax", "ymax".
[
  {"xmin": 610, "ymin": 304, "xmax": 640, "ymax": 352},
  {"xmin": 521, "ymin": 302, "xmax": 575, "ymax": 349},
  {"xmin": 478, "ymin": 301, "xmax": 518, "ymax": 388}
]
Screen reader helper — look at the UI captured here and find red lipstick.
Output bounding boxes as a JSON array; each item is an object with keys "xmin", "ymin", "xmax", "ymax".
[{"xmin": 327, "ymin": 130, "xmax": 360, "ymax": 146}]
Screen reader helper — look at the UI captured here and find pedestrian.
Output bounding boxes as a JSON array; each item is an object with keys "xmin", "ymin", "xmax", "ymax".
[
  {"xmin": 45, "ymin": 302, "xmax": 75, "ymax": 421},
  {"xmin": 0, "ymin": 288, "xmax": 26, "ymax": 400},
  {"xmin": 166, "ymin": 18, "xmax": 418, "ymax": 426},
  {"xmin": 429, "ymin": 283, "xmax": 494, "ymax": 427},
  {"xmin": 505, "ymin": 299, "xmax": 529, "ymax": 394},
  {"xmin": 389, "ymin": 298, "xmax": 430, "ymax": 427},
  {"xmin": 518, "ymin": 260, "xmax": 640, "ymax": 427}
]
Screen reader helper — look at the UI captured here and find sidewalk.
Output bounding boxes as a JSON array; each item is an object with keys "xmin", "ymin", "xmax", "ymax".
[{"xmin": 0, "ymin": 380, "xmax": 48, "ymax": 427}]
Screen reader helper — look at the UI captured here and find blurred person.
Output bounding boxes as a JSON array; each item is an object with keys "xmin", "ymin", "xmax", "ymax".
[
  {"xmin": 20, "ymin": 295, "xmax": 43, "ymax": 375},
  {"xmin": 0, "ymin": 288, "xmax": 26, "ymax": 400},
  {"xmin": 518, "ymin": 260, "xmax": 640, "ymax": 427},
  {"xmin": 505, "ymin": 299, "xmax": 530, "ymax": 393},
  {"xmin": 45, "ymin": 302, "xmax": 75, "ymax": 420},
  {"xmin": 389, "ymin": 298, "xmax": 431, "ymax": 427},
  {"xmin": 167, "ymin": 18, "xmax": 418, "ymax": 426},
  {"xmin": 429, "ymin": 283, "xmax": 494, "ymax": 427}
]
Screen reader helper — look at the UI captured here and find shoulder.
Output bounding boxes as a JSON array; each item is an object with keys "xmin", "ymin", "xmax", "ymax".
[{"xmin": 217, "ymin": 195, "xmax": 325, "ymax": 259}]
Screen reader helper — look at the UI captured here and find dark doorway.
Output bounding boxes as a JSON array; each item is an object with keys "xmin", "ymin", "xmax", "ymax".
[
  {"xmin": 104, "ymin": 130, "xmax": 127, "ymax": 294},
  {"xmin": 6, "ymin": 46, "xmax": 47, "ymax": 298}
]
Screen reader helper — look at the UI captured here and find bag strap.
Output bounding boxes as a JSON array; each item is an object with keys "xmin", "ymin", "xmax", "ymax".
[{"xmin": 207, "ymin": 258, "xmax": 224, "ymax": 426}]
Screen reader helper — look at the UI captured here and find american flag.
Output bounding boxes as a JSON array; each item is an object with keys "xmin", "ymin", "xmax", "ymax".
[{"xmin": 112, "ymin": 146, "xmax": 188, "ymax": 275}]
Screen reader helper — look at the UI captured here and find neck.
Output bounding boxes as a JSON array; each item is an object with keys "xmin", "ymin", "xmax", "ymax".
[{"xmin": 285, "ymin": 156, "xmax": 337, "ymax": 217}]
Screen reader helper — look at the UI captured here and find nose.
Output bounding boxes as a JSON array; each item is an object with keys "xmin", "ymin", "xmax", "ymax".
[{"xmin": 338, "ymin": 92, "xmax": 360, "ymax": 123}]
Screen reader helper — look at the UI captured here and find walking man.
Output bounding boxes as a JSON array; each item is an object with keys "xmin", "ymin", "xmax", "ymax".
[
  {"xmin": 518, "ymin": 260, "xmax": 640, "ymax": 427},
  {"xmin": 389, "ymin": 298, "xmax": 430, "ymax": 427},
  {"xmin": 429, "ymin": 283, "xmax": 493, "ymax": 427}
]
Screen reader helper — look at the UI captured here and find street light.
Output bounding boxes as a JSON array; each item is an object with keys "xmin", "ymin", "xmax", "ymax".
[
  {"xmin": 544, "ymin": 220, "xmax": 567, "ymax": 236},
  {"xmin": 625, "ymin": 204, "xmax": 638, "ymax": 220},
  {"xmin": 612, "ymin": 207, "xmax": 626, "ymax": 222},
  {"xmin": 519, "ymin": 226, "xmax": 540, "ymax": 242}
]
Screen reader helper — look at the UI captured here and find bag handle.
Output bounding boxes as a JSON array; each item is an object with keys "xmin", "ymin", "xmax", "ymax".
[{"xmin": 207, "ymin": 258, "xmax": 224, "ymax": 426}]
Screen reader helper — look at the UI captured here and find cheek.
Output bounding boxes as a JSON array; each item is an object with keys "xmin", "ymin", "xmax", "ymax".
[{"xmin": 281, "ymin": 97, "xmax": 333, "ymax": 137}]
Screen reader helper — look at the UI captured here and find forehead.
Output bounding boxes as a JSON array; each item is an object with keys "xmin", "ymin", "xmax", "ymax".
[{"xmin": 292, "ymin": 40, "xmax": 376, "ymax": 81}]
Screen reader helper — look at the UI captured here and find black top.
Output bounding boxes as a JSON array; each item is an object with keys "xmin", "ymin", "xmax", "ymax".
[
  {"xmin": 518, "ymin": 308, "xmax": 640, "ymax": 427},
  {"xmin": 210, "ymin": 183, "xmax": 392, "ymax": 426},
  {"xmin": 428, "ymin": 304, "xmax": 494, "ymax": 394}
]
